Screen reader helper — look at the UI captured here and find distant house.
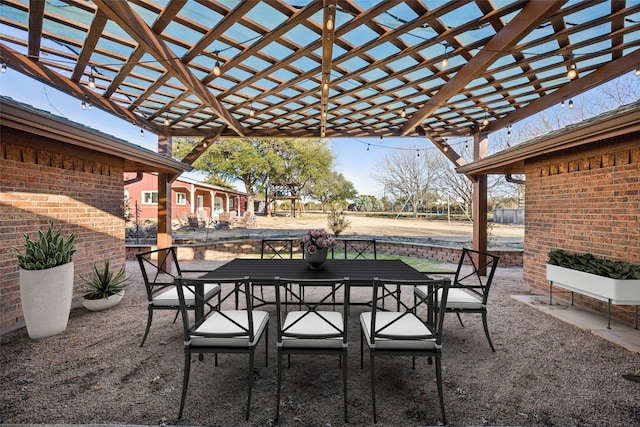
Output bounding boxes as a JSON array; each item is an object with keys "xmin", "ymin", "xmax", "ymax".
[{"xmin": 124, "ymin": 172, "xmax": 246, "ymax": 223}]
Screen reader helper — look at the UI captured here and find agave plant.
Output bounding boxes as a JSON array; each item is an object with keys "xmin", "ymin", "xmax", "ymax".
[
  {"xmin": 12, "ymin": 221, "xmax": 76, "ymax": 270},
  {"xmin": 81, "ymin": 260, "xmax": 129, "ymax": 300}
]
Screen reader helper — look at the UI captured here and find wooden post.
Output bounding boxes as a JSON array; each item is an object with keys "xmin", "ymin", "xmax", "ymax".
[
  {"xmin": 472, "ymin": 132, "xmax": 488, "ymax": 273},
  {"xmin": 157, "ymin": 134, "xmax": 172, "ymax": 250}
]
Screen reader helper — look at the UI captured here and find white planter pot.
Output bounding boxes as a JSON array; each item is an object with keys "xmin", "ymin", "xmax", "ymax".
[
  {"xmin": 546, "ymin": 264, "xmax": 640, "ymax": 304},
  {"xmin": 82, "ymin": 292, "xmax": 124, "ymax": 312},
  {"xmin": 19, "ymin": 262, "xmax": 74, "ymax": 339}
]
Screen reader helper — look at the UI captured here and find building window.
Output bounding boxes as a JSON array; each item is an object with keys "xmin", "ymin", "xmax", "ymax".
[
  {"xmin": 142, "ymin": 191, "xmax": 158, "ymax": 204},
  {"xmin": 176, "ymin": 193, "xmax": 187, "ymax": 205}
]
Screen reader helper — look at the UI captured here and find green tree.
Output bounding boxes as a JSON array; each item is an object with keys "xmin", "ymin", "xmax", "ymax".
[
  {"xmin": 173, "ymin": 137, "xmax": 333, "ymax": 216},
  {"xmin": 269, "ymin": 139, "xmax": 334, "ymax": 216},
  {"xmin": 306, "ymin": 172, "xmax": 357, "ymax": 212}
]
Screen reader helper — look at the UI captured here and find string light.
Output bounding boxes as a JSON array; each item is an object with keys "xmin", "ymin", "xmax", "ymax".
[
  {"xmin": 326, "ymin": 5, "xmax": 334, "ymax": 30},
  {"xmin": 379, "ymin": 135, "xmax": 383, "ymax": 143},
  {"xmin": 140, "ymin": 127, "xmax": 144, "ymax": 136},
  {"xmin": 416, "ymin": 149, "xmax": 420, "ymax": 157},
  {"xmin": 1, "ymin": 60, "xmax": 6, "ymax": 73},
  {"xmin": 213, "ymin": 51, "xmax": 221, "ymax": 77},
  {"xmin": 567, "ymin": 59, "xmax": 578, "ymax": 80},
  {"xmin": 88, "ymin": 69, "xmax": 96, "ymax": 89},
  {"xmin": 568, "ymin": 99, "xmax": 574, "ymax": 109},
  {"xmin": 203, "ymin": 141, "xmax": 207, "ymax": 148},
  {"xmin": 164, "ymin": 115, "xmax": 170, "ymax": 126},
  {"xmin": 635, "ymin": 64, "xmax": 640, "ymax": 76},
  {"xmin": 561, "ymin": 97, "xmax": 565, "ymax": 107},
  {"xmin": 507, "ymin": 122, "xmax": 512, "ymax": 138},
  {"xmin": 400, "ymin": 106, "xmax": 406, "ymax": 118},
  {"xmin": 81, "ymin": 99, "xmax": 87, "ymax": 110},
  {"xmin": 249, "ymin": 101, "xmax": 255, "ymax": 117},
  {"xmin": 441, "ymin": 44, "xmax": 449, "ymax": 68},
  {"xmin": 482, "ymin": 114, "xmax": 489, "ymax": 127},
  {"xmin": 366, "ymin": 144, "xmax": 370, "ymax": 152}
]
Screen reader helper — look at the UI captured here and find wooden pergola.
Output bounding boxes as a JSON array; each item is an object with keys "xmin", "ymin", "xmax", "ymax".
[{"xmin": 1, "ymin": 0, "xmax": 640, "ymax": 251}]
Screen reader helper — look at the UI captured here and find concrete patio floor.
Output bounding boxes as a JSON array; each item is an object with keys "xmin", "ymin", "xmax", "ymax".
[{"xmin": 513, "ymin": 294, "xmax": 640, "ymax": 354}]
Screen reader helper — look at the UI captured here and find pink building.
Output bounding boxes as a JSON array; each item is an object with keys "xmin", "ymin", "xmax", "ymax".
[{"xmin": 124, "ymin": 172, "xmax": 246, "ymax": 224}]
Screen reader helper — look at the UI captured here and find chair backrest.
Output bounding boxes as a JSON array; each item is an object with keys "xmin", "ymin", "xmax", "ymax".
[
  {"xmin": 274, "ymin": 277, "xmax": 350, "ymax": 344},
  {"xmin": 342, "ymin": 238, "xmax": 377, "ymax": 260},
  {"xmin": 371, "ymin": 277, "xmax": 451, "ymax": 346},
  {"xmin": 136, "ymin": 247, "xmax": 183, "ymax": 301},
  {"xmin": 176, "ymin": 276, "xmax": 256, "ymax": 341},
  {"xmin": 261, "ymin": 239, "xmax": 294, "ymax": 259},
  {"xmin": 453, "ymin": 248, "xmax": 500, "ymax": 304}
]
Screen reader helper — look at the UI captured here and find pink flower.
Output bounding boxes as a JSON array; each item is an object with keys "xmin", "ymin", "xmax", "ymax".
[{"xmin": 300, "ymin": 228, "xmax": 336, "ymax": 253}]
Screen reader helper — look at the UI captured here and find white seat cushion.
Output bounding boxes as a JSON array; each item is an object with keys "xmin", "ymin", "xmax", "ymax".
[
  {"xmin": 153, "ymin": 283, "xmax": 220, "ymax": 307},
  {"xmin": 191, "ymin": 310, "xmax": 269, "ymax": 347},
  {"xmin": 360, "ymin": 312, "xmax": 438, "ymax": 350},
  {"xmin": 442, "ymin": 288, "xmax": 483, "ymax": 309},
  {"xmin": 415, "ymin": 286, "xmax": 483, "ymax": 310},
  {"xmin": 279, "ymin": 311, "xmax": 345, "ymax": 349}
]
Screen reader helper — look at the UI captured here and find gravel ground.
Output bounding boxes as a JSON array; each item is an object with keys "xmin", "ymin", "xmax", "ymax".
[
  {"xmin": 2, "ymin": 262, "xmax": 640, "ymax": 426},
  {"xmin": 3, "ymin": 217, "xmax": 640, "ymax": 426}
]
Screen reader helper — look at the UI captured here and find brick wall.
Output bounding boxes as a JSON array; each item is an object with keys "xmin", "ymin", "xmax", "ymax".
[
  {"xmin": 0, "ymin": 129, "xmax": 126, "ymax": 335},
  {"xmin": 524, "ymin": 138, "xmax": 640, "ymax": 325},
  {"xmin": 127, "ymin": 239, "xmax": 522, "ymax": 267}
]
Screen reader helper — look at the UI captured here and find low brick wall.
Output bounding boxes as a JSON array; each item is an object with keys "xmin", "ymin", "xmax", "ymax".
[{"xmin": 127, "ymin": 239, "xmax": 523, "ymax": 267}]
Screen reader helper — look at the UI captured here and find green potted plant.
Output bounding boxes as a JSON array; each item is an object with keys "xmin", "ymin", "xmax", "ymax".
[
  {"xmin": 547, "ymin": 249, "xmax": 640, "ymax": 327},
  {"xmin": 11, "ymin": 221, "xmax": 76, "ymax": 339},
  {"xmin": 81, "ymin": 260, "xmax": 129, "ymax": 311}
]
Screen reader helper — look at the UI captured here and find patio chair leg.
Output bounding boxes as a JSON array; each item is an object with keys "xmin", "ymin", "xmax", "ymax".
[
  {"xmin": 370, "ymin": 351, "xmax": 377, "ymax": 423},
  {"xmin": 482, "ymin": 310, "xmax": 496, "ymax": 352},
  {"xmin": 276, "ymin": 351, "xmax": 283, "ymax": 422},
  {"xmin": 246, "ymin": 352, "xmax": 254, "ymax": 421},
  {"xmin": 140, "ymin": 308, "xmax": 153, "ymax": 347},
  {"xmin": 343, "ymin": 350, "xmax": 348, "ymax": 423},
  {"xmin": 178, "ymin": 349, "xmax": 191, "ymax": 419},
  {"xmin": 435, "ymin": 353, "xmax": 447, "ymax": 425},
  {"xmin": 456, "ymin": 312, "xmax": 464, "ymax": 327}
]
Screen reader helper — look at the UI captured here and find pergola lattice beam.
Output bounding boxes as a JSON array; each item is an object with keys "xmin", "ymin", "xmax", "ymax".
[
  {"xmin": 93, "ymin": 0, "xmax": 246, "ymax": 137},
  {"xmin": 400, "ymin": 0, "xmax": 565, "ymax": 136}
]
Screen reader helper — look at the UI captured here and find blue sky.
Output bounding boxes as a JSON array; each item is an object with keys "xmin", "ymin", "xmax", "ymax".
[{"xmin": 0, "ymin": 70, "xmax": 406, "ymax": 195}]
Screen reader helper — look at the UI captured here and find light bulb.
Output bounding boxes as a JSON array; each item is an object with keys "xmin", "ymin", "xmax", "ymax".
[
  {"xmin": 89, "ymin": 75, "xmax": 96, "ymax": 89},
  {"xmin": 379, "ymin": 135, "xmax": 383, "ymax": 143},
  {"xmin": 442, "ymin": 57, "xmax": 448, "ymax": 68},
  {"xmin": 326, "ymin": 16, "xmax": 334, "ymax": 31},
  {"xmin": 1, "ymin": 61, "xmax": 6, "ymax": 73},
  {"xmin": 561, "ymin": 98, "xmax": 565, "ymax": 108},
  {"xmin": 81, "ymin": 100, "xmax": 87, "ymax": 110},
  {"xmin": 250, "ymin": 108, "xmax": 255, "ymax": 117},
  {"xmin": 568, "ymin": 99, "xmax": 574, "ymax": 109},
  {"xmin": 213, "ymin": 61, "xmax": 221, "ymax": 77},
  {"xmin": 482, "ymin": 116, "xmax": 489, "ymax": 126},
  {"xmin": 140, "ymin": 128, "xmax": 144, "ymax": 136},
  {"xmin": 635, "ymin": 65, "xmax": 640, "ymax": 76},
  {"xmin": 401, "ymin": 108, "xmax": 406, "ymax": 118},
  {"xmin": 567, "ymin": 63, "xmax": 578, "ymax": 80},
  {"xmin": 164, "ymin": 117, "xmax": 170, "ymax": 126}
]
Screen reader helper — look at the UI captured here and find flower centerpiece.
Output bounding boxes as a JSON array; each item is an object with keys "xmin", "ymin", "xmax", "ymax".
[{"xmin": 300, "ymin": 228, "xmax": 336, "ymax": 269}]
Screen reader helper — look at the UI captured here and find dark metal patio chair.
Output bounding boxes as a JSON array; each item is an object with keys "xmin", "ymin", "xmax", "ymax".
[
  {"xmin": 414, "ymin": 248, "xmax": 500, "ymax": 352},
  {"xmin": 361, "ymin": 277, "xmax": 451, "ymax": 424},
  {"xmin": 274, "ymin": 276, "xmax": 350, "ymax": 423},
  {"xmin": 136, "ymin": 247, "xmax": 220, "ymax": 347},
  {"xmin": 175, "ymin": 276, "xmax": 269, "ymax": 421}
]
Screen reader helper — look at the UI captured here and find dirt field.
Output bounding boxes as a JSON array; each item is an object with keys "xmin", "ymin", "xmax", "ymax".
[{"xmin": 174, "ymin": 212, "xmax": 524, "ymax": 249}]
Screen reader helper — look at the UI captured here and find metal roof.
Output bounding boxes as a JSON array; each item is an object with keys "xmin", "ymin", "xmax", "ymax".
[{"xmin": 1, "ymin": 0, "xmax": 639, "ymax": 163}]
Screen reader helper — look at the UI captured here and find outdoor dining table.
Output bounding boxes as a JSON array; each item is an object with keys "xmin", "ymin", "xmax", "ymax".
[{"xmin": 198, "ymin": 258, "xmax": 429, "ymax": 313}]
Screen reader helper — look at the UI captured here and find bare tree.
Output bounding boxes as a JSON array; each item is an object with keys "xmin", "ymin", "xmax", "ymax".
[{"xmin": 372, "ymin": 146, "xmax": 438, "ymax": 217}]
